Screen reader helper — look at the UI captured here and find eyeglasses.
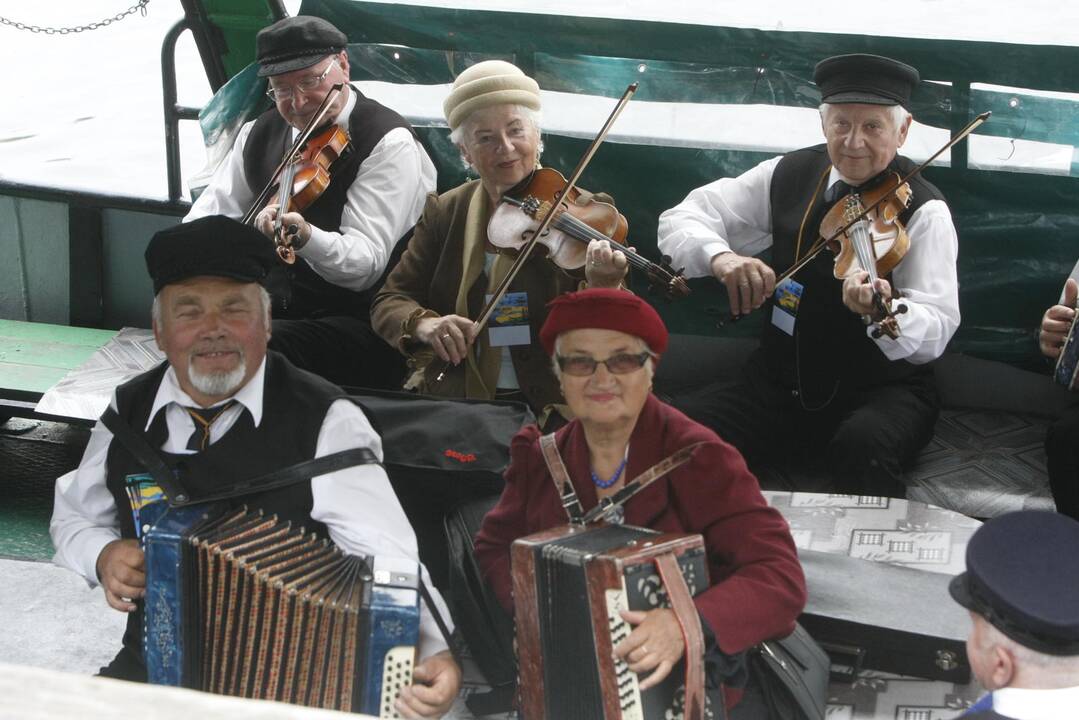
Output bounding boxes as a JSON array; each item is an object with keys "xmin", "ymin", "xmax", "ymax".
[
  {"xmin": 266, "ymin": 59, "xmax": 337, "ymax": 103},
  {"xmin": 556, "ymin": 352, "xmax": 652, "ymax": 377}
]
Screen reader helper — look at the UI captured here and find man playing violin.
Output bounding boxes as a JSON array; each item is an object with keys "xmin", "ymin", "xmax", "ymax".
[
  {"xmin": 186, "ymin": 15, "xmax": 436, "ymax": 390},
  {"xmin": 658, "ymin": 54, "xmax": 960, "ymax": 496}
]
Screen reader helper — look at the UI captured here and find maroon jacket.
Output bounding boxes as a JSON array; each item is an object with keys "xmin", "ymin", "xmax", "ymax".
[{"xmin": 474, "ymin": 394, "xmax": 807, "ymax": 703}]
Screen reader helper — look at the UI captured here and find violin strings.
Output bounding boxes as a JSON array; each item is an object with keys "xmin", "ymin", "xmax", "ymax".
[{"xmin": 550, "ymin": 212, "xmax": 652, "ymax": 273}]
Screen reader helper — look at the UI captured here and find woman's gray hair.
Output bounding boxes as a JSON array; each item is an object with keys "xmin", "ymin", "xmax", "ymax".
[
  {"xmin": 550, "ymin": 334, "xmax": 657, "ymax": 380},
  {"xmin": 449, "ymin": 104, "xmax": 543, "ymax": 169},
  {"xmin": 819, "ymin": 102, "xmax": 911, "ymax": 128},
  {"xmin": 151, "ymin": 285, "xmax": 272, "ymax": 328}
]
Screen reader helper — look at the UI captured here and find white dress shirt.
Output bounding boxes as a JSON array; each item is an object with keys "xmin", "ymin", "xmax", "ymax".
[
  {"xmin": 992, "ymin": 684, "xmax": 1079, "ymax": 719},
  {"xmin": 50, "ymin": 358, "xmax": 451, "ymax": 659},
  {"xmin": 185, "ymin": 89, "xmax": 437, "ymax": 292},
  {"xmin": 657, "ymin": 155, "xmax": 961, "ymax": 364}
]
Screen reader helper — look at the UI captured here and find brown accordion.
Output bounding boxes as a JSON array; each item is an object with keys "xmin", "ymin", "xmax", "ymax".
[
  {"xmin": 512, "ymin": 523, "xmax": 712, "ymax": 720},
  {"xmin": 143, "ymin": 503, "xmax": 420, "ymax": 717}
]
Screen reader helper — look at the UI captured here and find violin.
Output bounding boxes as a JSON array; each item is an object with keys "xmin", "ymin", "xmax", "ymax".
[
  {"xmin": 754, "ymin": 111, "xmax": 992, "ymax": 336},
  {"xmin": 818, "ymin": 172, "xmax": 911, "ymax": 339},
  {"xmin": 242, "ymin": 84, "xmax": 351, "ymax": 264},
  {"xmin": 488, "ymin": 167, "xmax": 691, "ymax": 300}
]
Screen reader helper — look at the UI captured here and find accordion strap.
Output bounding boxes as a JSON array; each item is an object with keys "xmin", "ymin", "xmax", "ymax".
[
  {"xmin": 581, "ymin": 442, "xmax": 705, "ymax": 525},
  {"xmin": 655, "ymin": 553, "xmax": 709, "ymax": 720},
  {"xmin": 539, "ymin": 432, "xmax": 586, "ymax": 524},
  {"xmin": 100, "ymin": 405, "xmax": 380, "ymax": 506}
]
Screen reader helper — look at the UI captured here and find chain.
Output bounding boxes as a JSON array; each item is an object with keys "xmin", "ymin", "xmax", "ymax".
[{"xmin": 0, "ymin": 1, "xmax": 149, "ymax": 35}]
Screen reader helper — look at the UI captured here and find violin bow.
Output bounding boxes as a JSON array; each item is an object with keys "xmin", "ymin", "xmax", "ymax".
[
  {"xmin": 241, "ymin": 83, "xmax": 346, "ymax": 226},
  {"xmin": 433, "ymin": 81, "xmax": 639, "ymax": 382},
  {"xmin": 776, "ymin": 110, "xmax": 992, "ymax": 286}
]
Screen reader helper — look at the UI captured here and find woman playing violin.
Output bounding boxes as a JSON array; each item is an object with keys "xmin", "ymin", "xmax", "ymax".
[
  {"xmin": 655, "ymin": 53, "xmax": 960, "ymax": 497},
  {"xmin": 371, "ymin": 60, "xmax": 629, "ymax": 424}
]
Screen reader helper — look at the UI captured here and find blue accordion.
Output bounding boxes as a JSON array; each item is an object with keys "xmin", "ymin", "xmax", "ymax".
[{"xmin": 143, "ymin": 503, "xmax": 420, "ymax": 717}]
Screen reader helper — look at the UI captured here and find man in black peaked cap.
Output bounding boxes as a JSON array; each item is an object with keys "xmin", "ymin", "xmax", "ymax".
[
  {"xmin": 186, "ymin": 15, "xmax": 436, "ymax": 391},
  {"xmin": 658, "ymin": 53, "xmax": 960, "ymax": 496},
  {"xmin": 950, "ymin": 510, "xmax": 1079, "ymax": 718},
  {"xmin": 50, "ymin": 216, "xmax": 461, "ymax": 718}
]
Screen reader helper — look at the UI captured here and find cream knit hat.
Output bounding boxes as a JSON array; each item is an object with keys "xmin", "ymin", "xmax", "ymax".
[{"xmin": 443, "ymin": 60, "xmax": 541, "ymax": 131}]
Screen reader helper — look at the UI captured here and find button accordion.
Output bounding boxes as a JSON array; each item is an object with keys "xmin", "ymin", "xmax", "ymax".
[
  {"xmin": 512, "ymin": 523, "xmax": 714, "ymax": 720},
  {"xmin": 142, "ymin": 503, "xmax": 419, "ymax": 718}
]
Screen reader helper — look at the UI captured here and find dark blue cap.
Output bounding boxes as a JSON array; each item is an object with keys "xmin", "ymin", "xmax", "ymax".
[
  {"xmin": 814, "ymin": 54, "xmax": 919, "ymax": 109},
  {"xmin": 145, "ymin": 215, "xmax": 288, "ymax": 298},
  {"xmin": 949, "ymin": 510, "xmax": 1079, "ymax": 656}
]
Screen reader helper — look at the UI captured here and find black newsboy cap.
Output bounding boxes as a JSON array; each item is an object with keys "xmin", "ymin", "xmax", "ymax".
[
  {"xmin": 145, "ymin": 215, "xmax": 285, "ymax": 296},
  {"xmin": 257, "ymin": 15, "xmax": 347, "ymax": 77},
  {"xmin": 814, "ymin": 53, "xmax": 919, "ymax": 108},
  {"xmin": 949, "ymin": 510, "xmax": 1079, "ymax": 656}
]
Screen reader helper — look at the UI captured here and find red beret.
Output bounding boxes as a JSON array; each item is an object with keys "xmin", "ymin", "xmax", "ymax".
[{"xmin": 539, "ymin": 289, "xmax": 668, "ymax": 356}]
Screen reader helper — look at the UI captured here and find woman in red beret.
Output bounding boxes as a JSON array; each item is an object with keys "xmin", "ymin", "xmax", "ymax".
[{"xmin": 473, "ymin": 288, "xmax": 807, "ymax": 715}]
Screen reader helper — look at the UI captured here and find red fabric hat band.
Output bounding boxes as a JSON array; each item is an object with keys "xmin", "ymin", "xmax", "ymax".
[{"xmin": 539, "ymin": 289, "xmax": 669, "ymax": 356}]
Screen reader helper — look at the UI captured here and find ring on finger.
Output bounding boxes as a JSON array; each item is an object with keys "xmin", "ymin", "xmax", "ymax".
[{"xmin": 441, "ymin": 333, "xmax": 451, "ymax": 340}]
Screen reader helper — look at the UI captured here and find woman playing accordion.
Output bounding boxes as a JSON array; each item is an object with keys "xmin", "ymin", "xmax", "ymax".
[{"xmin": 474, "ymin": 289, "xmax": 807, "ymax": 717}]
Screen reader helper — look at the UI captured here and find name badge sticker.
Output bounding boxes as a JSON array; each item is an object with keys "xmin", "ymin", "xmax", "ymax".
[
  {"xmin": 125, "ymin": 473, "xmax": 167, "ymax": 539},
  {"xmin": 770, "ymin": 278, "xmax": 804, "ymax": 336},
  {"xmin": 486, "ymin": 291, "xmax": 531, "ymax": 347}
]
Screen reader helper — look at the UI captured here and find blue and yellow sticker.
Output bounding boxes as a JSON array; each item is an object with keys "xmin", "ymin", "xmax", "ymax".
[
  {"xmin": 771, "ymin": 278, "xmax": 804, "ymax": 336},
  {"xmin": 125, "ymin": 473, "xmax": 167, "ymax": 539}
]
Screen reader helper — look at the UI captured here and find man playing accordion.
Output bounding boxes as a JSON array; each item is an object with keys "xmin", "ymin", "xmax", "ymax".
[{"xmin": 49, "ymin": 215, "xmax": 460, "ymax": 718}]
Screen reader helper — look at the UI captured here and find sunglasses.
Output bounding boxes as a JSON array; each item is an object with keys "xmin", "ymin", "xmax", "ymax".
[{"xmin": 556, "ymin": 351, "xmax": 651, "ymax": 377}]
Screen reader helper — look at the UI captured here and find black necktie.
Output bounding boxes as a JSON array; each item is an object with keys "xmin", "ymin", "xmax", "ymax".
[
  {"xmin": 183, "ymin": 400, "xmax": 237, "ymax": 451},
  {"xmin": 824, "ymin": 179, "xmax": 853, "ymax": 204}
]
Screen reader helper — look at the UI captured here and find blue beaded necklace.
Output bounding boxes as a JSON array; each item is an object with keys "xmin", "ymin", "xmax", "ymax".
[{"xmin": 591, "ymin": 447, "xmax": 629, "ymax": 489}]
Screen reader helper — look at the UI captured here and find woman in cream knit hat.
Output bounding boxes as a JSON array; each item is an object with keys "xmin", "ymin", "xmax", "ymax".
[{"xmin": 372, "ymin": 60, "xmax": 629, "ymax": 424}]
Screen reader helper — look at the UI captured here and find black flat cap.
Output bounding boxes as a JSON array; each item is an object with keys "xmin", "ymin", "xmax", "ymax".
[
  {"xmin": 146, "ymin": 215, "xmax": 287, "ymax": 297},
  {"xmin": 814, "ymin": 53, "xmax": 919, "ymax": 108},
  {"xmin": 949, "ymin": 510, "xmax": 1079, "ymax": 656},
  {"xmin": 256, "ymin": 15, "xmax": 347, "ymax": 77}
]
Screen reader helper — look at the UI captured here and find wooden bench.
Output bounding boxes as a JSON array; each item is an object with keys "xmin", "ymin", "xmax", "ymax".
[{"xmin": 0, "ymin": 320, "xmax": 118, "ymax": 425}]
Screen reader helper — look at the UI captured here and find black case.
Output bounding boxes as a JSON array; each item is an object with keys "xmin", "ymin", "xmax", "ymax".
[{"xmin": 798, "ymin": 549, "xmax": 971, "ymax": 683}]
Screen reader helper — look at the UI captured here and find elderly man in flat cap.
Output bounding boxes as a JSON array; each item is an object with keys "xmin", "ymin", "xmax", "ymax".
[
  {"xmin": 186, "ymin": 15, "xmax": 436, "ymax": 392},
  {"xmin": 50, "ymin": 216, "xmax": 460, "ymax": 718},
  {"xmin": 658, "ymin": 53, "xmax": 960, "ymax": 497},
  {"xmin": 950, "ymin": 510, "xmax": 1079, "ymax": 718}
]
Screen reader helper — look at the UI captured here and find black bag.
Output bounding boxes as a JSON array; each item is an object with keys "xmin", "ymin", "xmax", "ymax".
[
  {"xmin": 444, "ymin": 494, "xmax": 518, "ymax": 713},
  {"xmin": 349, "ymin": 389, "xmax": 534, "ymax": 591},
  {"xmin": 749, "ymin": 623, "xmax": 830, "ymax": 720}
]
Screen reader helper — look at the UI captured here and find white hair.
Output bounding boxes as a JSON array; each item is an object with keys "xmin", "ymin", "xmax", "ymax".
[
  {"xmin": 449, "ymin": 104, "xmax": 543, "ymax": 169},
  {"xmin": 550, "ymin": 334, "xmax": 657, "ymax": 381},
  {"xmin": 819, "ymin": 102, "xmax": 911, "ymax": 128},
  {"xmin": 976, "ymin": 615, "xmax": 1079, "ymax": 683},
  {"xmin": 151, "ymin": 285, "xmax": 272, "ymax": 329}
]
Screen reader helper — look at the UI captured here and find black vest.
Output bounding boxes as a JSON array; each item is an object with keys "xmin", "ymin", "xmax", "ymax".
[
  {"xmin": 763, "ymin": 145, "xmax": 943, "ymax": 407},
  {"xmin": 243, "ymin": 89, "xmax": 417, "ymax": 319},
  {"xmin": 103, "ymin": 351, "xmax": 349, "ymax": 667}
]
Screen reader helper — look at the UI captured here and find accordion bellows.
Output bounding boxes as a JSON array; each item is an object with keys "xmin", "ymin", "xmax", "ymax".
[
  {"xmin": 143, "ymin": 503, "xmax": 420, "ymax": 718},
  {"xmin": 512, "ymin": 523, "xmax": 711, "ymax": 720}
]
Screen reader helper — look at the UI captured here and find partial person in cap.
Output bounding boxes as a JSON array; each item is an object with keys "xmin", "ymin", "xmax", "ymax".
[
  {"xmin": 371, "ymin": 60, "xmax": 629, "ymax": 426},
  {"xmin": 474, "ymin": 289, "xmax": 807, "ymax": 716},
  {"xmin": 49, "ymin": 216, "xmax": 461, "ymax": 718},
  {"xmin": 949, "ymin": 510, "xmax": 1079, "ymax": 718},
  {"xmin": 185, "ymin": 14, "xmax": 436, "ymax": 391},
  {"xmin": 657, "ymin": 53, "xmax": 960, "ymax": 497}
]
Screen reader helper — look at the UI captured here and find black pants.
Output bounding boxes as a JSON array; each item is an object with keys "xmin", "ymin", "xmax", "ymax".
[
  {"xmin": 1047, "ymin": 400, "xmax": 1079, "ymax": 520},
  {"xmin": 670, "ymin": 353, "xmax": 939, "ymax": 497},
  {"xmin": 270, "ymin": 315, "xmax": 405, "ymax": 390},
  {"xmin": 98, "ymin": 644, "xmax": 146, "ymax": 682}
]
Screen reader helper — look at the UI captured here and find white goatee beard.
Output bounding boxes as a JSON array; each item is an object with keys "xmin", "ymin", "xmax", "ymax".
[{"xmin": 188, "ymin": 351, "xmax": 247, "ymax": 398}]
